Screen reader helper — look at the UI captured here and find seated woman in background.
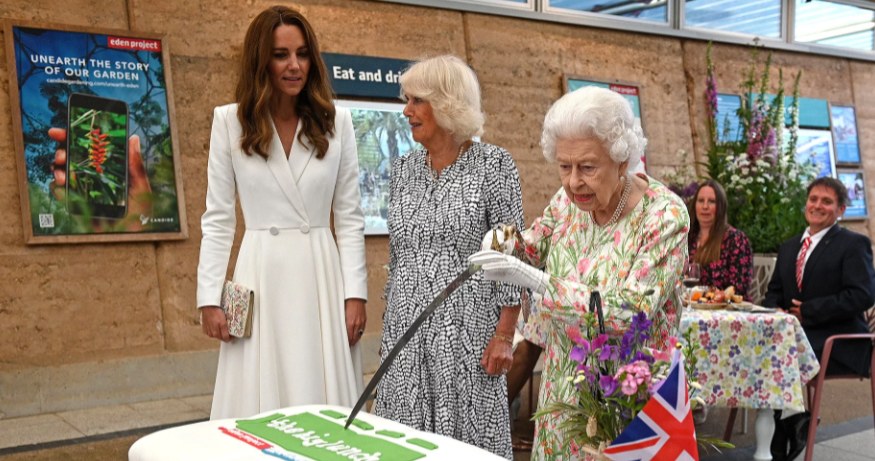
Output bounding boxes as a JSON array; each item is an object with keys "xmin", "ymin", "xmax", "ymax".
[{"xmin": 688, "ymin": 179, "xmax": 753, "ymax": 300}]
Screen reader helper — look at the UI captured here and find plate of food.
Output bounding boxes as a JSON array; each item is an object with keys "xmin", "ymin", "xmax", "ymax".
[
  {"xmin": 689, "ymin": 286, "xmax": 743, "ymax": 310},
  {"xmin": 690, "ymin": 301, "xmax": 728, "ymax": 310}
]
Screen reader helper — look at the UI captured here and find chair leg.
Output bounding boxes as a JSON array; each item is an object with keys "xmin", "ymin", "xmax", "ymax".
[
  {"xmin": 870, "ymin": 375, "xmax": 875, "ymax": 438},
  {"xmin": 723, "ymin": 408, "xmax": 738, "ymax": 442},
  {"xmin": 804, "ymin": 378, "xmax": 825, "ymax": 461}
]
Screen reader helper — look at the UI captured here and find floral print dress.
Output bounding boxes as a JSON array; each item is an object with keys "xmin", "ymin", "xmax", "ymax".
[
  {"xmin": 688, "ymin": 226, "xmax": 754, "ymax": 300},
  {"xmin": 520, "ymin": 175, "xmax": 689, "ymax": 460}
]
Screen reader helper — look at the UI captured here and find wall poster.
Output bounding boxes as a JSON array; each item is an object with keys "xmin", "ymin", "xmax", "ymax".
[
  {"xmin": 792, "ymin": 128, "xmax": 836, "ymax": 180},
  {"xmin": 335, "ymin": 99, "xmax": 417, "ymax": 235},
  {"xmin": 837, "ymin": 169, "xmax": 867, "ymax": 220},
  {"xmin": 715, "ymin": 94, "xmax": 742, "ymax": 142},
  {"xmin": 4, "ymin": 21, "xmax": 186, "ymax": 244},
  {"xmin": 564, "ymin": 75, "xmax": 646, "ymax": 173},
  {"xmin": 830, "ymin": 105, "xmax": 861, "ymax": 165}
]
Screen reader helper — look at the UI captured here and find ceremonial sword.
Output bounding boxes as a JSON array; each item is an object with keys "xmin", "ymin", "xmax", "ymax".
[{"xmin": 344, "ymin": 262, "xmax": 482, "ymax": 429}]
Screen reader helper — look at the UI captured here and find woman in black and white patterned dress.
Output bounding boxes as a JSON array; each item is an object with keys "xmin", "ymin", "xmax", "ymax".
[{"xmin": 374, "ymin": 55, "xmax": 524, "ymax": 459}]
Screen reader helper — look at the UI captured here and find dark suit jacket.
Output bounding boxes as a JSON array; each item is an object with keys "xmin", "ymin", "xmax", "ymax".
[{"xmin": 763, "ymin": 225, "xmax": 875, "ymax": 376}]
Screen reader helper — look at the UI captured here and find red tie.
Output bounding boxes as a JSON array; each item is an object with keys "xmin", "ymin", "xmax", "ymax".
[{"xmin": 796, "ymin": 237, "xmax": 811, "ymax": 291}]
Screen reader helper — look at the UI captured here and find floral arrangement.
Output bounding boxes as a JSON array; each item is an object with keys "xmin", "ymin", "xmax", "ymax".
[
  {"xmin": 536, "ymin": 299, "xmax": 729, "ymax": 459},
  {"xmin": 701, "ymin": 43, "xmax": 817, "ymax": 253}
]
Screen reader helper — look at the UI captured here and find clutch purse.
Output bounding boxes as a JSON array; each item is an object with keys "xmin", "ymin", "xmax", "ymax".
[{"xmin": 221, "ymin": 280, "xmax": 254, "ymax": 338}]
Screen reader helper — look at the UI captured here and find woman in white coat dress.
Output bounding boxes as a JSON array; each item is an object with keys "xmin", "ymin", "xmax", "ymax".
[{"xmin": 197, "ymin": 5, "xmax": 368, "ymax": 420}]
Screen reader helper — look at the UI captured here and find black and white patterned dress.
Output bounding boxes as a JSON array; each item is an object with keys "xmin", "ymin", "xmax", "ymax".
[{"xmin": 375, "ymin": 142, "xmax": 524, "ymax": 459}]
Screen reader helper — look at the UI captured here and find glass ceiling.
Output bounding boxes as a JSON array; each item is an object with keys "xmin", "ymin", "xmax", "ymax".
[{"xmin": 796, "ymin": 0, "xmax": 874, "ymax": 51}]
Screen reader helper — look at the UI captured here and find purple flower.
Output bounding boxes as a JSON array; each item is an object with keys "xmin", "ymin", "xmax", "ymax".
[
  {"xmin": 682, "ymin": 181, "xmax": 700, "ymax": 199},
  {"xmin": 599, "ymin": 343, "xmax": 618, "ymax": 361},
  {"xmin": 570, "ymin": 345, "xmax": 587, "ymax": 363},
  {"xmin": 633, "ymin": 350, "xmax": 655, "ymax": 364},
  {"xmin": 599, "ymin": 374, "xmax": 619, "ymax": 396},
  {"xmin": 706, "ymin": 73, "xmax": 718, "ymax": 120},
  {"xmin": 619, "ymin": 311, "xmax": 652, "ymax": 360}
]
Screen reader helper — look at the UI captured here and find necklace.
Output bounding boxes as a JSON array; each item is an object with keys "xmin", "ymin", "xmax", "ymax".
[
  {"xmin": 426, "ymin": 142, "xmax": 468, "ymax": 181},
  {"xmin": 592, "ymin": 175, "xmax": 632, "ymax": 227}
]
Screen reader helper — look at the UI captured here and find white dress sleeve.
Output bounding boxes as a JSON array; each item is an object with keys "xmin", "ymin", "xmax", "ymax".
[
  {"xmin": 196, "ymin": 105, "xmax": 238, "ymax": 308},
  {"xmin": 331, "ymin": 107, "xmax": 368, "ymax": 301}
]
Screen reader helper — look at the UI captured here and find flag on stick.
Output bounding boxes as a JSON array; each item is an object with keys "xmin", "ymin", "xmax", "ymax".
[{"xmin": 603, "ymin": 349, "xmax": 699, "ymax": 461}]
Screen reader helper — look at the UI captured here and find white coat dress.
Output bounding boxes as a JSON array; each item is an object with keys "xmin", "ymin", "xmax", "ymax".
[{"xmin": 196, "ymin": 104, "xmax": 367, "ymax": 419}]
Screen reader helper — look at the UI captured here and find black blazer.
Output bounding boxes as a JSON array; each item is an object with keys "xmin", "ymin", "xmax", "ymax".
[{"xmin": 763, "ymin": 225, "xmax": 875, "ymax": 376}]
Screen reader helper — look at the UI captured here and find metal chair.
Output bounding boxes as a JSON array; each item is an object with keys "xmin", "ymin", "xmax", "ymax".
[
  {"xmin": 801, "ymin": 307, "xmax": 875, "ymax": 461},
  {"xmin": 722, "ymin": 254, "xmax": 777, "ymax": 441}
]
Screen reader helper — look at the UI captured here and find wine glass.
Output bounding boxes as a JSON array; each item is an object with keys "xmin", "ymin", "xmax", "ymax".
[{"xmin": 683, "ymin": 261, "xmax": 701, "ymax": 305}]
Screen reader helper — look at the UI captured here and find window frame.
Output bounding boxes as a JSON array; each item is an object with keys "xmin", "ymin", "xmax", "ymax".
[{"xmin": 378, "ymin": 0, "xmax": 875, "ymax": 61}]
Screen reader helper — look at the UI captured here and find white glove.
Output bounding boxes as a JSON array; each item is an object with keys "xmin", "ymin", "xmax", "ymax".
[
  {"xmin": 480, "ymin": 225, "xmax": 517, "ymax": 254},
  {"xmin": 468, "ymin": 250, "xmax": 550, "ymax": 295}
]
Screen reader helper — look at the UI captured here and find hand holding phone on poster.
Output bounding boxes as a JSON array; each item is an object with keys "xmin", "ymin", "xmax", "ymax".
[{"xmin": 49, "ymin": 126, "xmax": 152, "ymax": 231}]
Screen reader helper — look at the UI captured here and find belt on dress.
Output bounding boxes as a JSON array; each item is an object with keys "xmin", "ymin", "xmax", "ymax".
[{"xmin": 246, "ymin": 224, "xmax": 325, "ymax": 235}]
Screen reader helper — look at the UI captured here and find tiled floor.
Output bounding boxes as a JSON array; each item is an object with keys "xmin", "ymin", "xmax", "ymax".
[
  {"xmin": 1, "ymin": 393, "xmax": 871, "ymax": 460},
  {"xmin": 699, "ymin": 423, "xmax": 875, "ymax": 461},
  {"xmin": 0, "ymin": 395, "xmax": 211, "ymax": 454},
  {"xmin": 509, "ymin": 425, "xmax": 875, "ymax": 460}
]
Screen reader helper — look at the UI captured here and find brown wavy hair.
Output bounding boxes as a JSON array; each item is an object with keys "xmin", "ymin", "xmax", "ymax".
[
  {"xmin": 690, "ymin": 179, "xmax": 729, "ymax": 265},
  {"xmin": 236, "ymin": 5, "xmax": 335, "ymax": 159}
]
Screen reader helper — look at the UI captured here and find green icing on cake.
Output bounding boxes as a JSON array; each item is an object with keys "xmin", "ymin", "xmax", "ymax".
[
  {"xmin": 318, "ymin": 409, "xmax": 346, "ymax": 419},
  {"xmin": 407, "ymin": 438, "xmax": 439, "ymax": 450},
  {"xmin": 350, "ymin": 419, "xmax": 374, "ymax": 431},
  {"xmin": 236, "ymin": 412, "xmax": 426, "ymax": 461},
  {"xmin": 374, "ymin": 430, "xmax": 404, "ymax": 438}
]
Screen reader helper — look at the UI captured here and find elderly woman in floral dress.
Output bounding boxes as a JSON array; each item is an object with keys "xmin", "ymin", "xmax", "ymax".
[{"xmin": 470, "ymin": 86, "xmax": 689, "ymax": 459}]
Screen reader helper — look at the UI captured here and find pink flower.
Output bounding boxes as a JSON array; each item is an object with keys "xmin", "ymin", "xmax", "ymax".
[
  {"xmin": 634, "ymin": 264, "xmax": 650, "ymax": 279},
  {"xmin": 566, "ymin": 326, "xmax": 584, "ymax": 345},
  {"xmin": 615, "ymin": 360, "xmax": 652, "ymax": 396},
  {"xmin": 577, "ymin": 258, "xmax": 591, "ymax": 274}
]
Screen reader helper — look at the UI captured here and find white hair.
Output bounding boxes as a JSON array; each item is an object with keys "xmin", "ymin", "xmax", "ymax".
[
  {"xmin": 540, "ymin": 86, "xmax": 646, "ymax": 168},
  {"xmin": 399, "ymin": 55, "xmax": 484, "ymax": 143}
]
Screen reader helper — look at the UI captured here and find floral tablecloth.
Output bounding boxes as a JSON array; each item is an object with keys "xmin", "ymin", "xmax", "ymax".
[{"xmin": 681, "ymin": 309, "xmax": 820, "ymax": 412}]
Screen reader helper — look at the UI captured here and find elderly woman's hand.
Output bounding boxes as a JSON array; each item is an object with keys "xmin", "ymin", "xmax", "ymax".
[{"xmin": 469, "ymin": 250, "xmax": 550, "ymax": 295}]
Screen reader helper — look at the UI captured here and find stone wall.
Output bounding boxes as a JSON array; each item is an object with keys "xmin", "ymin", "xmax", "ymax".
[{"xmin": 0, "ymin": 0, "xmax": 872, "ymax": 417}]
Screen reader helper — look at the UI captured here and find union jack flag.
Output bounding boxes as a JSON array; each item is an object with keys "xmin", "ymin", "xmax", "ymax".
[{"xmin": 603, "ymin": 349, "xmax": 699, "ymax": 461}]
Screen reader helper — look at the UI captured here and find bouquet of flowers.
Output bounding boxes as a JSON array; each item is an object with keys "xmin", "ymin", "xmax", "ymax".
[
  {"xmin": 702, "ymin": 43, "xmax": 817, "ymax": 253},
  {"xmin": 537, "ymin": 299, "xmax": 729, "ymax": 460}
]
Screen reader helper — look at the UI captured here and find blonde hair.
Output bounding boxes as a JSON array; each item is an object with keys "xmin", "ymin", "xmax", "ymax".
[
  {"xmin": 541, "ymin": 86, "xmax": 645, "ymax": 168},
  {"xmin": 399, "ymin": 55, "xmax": 484, "ymax": 143}
]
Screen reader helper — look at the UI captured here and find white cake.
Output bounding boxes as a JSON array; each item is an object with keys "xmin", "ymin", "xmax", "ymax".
[{"xmin": 128, "ymin": 405, "xmax": 505, "ymax": 460}]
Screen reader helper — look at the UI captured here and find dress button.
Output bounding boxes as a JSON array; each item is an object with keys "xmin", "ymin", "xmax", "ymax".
[
  {"xmin": 269, "ymin": 226, "xmax": 279, "ymax": 236},
  {"xmin": 300, "ymin": 223, "xmax": 310, "ymax": 234}
]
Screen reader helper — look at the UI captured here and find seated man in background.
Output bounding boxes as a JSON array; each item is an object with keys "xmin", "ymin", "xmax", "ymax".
[{"xmin": 763, "ymin": 176, "xmax": 875, "ymax": 460}]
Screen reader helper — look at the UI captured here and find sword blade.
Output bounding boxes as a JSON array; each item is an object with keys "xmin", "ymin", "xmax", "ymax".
[{"xmin": 344, "ymin": 264, "xmax": 480, "ymax": 429}]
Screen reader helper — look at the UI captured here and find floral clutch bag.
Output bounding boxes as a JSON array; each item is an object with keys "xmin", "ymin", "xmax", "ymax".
[{"xmin": 221, "ymin": 280, "xmax": 253, "ymax": 338}]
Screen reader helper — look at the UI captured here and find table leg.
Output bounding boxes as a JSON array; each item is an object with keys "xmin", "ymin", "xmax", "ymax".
[{"xmin": 753, "ymin": 409, "xmax": 774, "ymax": 461}]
